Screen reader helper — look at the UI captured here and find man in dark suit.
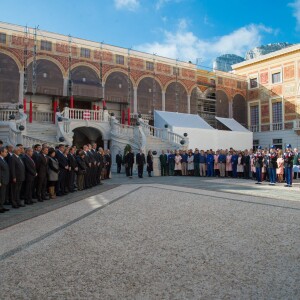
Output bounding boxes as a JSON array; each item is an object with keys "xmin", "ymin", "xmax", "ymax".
[
  {"xmin": 36, "ymin": 146, "xmax": 49, "ymax": 202},
  {"xmin": 136, "ymin": 149, "xmax": 146, "ymax": 178},
  {"xmin": 96, "ymin": 147, "xmax": 104, "ymax": 185},
  {"xmin": 68, "ymin": 146, "xmax": 78, "ymax": 192},
  {"xmin": 116, "ymin": 151, "xmax": 123, "ymax": 173},
  {"xmin": 105, "ymin": 149, "xmax": 112, "ymax": 179},
  {"xmin": 9, "ymin": 146, "xmax": 25, "ymax": 208},
  {"xmin": 0, "ymin": 147, "xmax": 10, "ymax": 212},
  {"xmin": 56, "ymin": 144, "xmax": 69, "ymax": 196},
  {"xmin": 124, "ymin": 148, "xmax": 134, "ymax": 178},
  {"xmin": 83, "ymin": 145, "xmax": 92, "ymax": 188},
  {"xmin": 87, "ymin": 144, "xmax": 97, "ymax": 186},
  {"xmin": 23, "ymin": 147, "xmax": 37, "ymax": 204}
]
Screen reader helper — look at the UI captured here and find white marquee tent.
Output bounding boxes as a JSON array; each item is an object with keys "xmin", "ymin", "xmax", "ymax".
[{"xmin": 154, "ymin": 110, "xmax": 253, "ymax": 150}]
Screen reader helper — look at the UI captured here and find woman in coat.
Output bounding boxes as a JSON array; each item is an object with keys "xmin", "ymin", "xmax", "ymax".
[
  {"xmin": 174, "ymin": 150, "xmax": 182, "ymax": 176},
  {"xmin": 48, "ymin": 148, "xmax": 59, "ymax": 199},
  {"xmin": 187, "ymin": 151, "xmax": 194, "ymax": 176},
  {"xmin": 146, "ymin": 150, "xmax": 153, "ymax": 177},
  {"xmin": 76, "ymin": 150, "xmax": 87, "ymax": 191}
]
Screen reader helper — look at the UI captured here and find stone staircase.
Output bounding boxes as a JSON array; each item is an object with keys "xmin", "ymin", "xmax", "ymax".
[{"xmin": 25, "ymin": 122, "xmax": 58, "ymax": 144}]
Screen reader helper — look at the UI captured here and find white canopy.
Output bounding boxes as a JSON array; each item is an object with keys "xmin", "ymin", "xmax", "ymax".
[
  {"xmin": 215, "ymin": 117, "xmax": 249, "ymax": 132},
  {"xmin": 154, "ymin": 110, "xmax": 214, "ymax": 130}
]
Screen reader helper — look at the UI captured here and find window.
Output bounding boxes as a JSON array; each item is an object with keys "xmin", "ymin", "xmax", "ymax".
[
  {"xmin": 272, "ymin": 72, "xmax": 281, "ymax": 84},
  {"xmin": 210, "ymin": 79, "xmax": 216, "ymax": 86},
  {"xmin": 272, "ymin": 101, "xmax": 283, "ymax": 130},
  {"xmin": 146, "ymin": 61, "xmax": 154, "ymax": 71},
  {"xmin": 0, "ymin": 33, "xmax": 6, "ymax": 44},
  {"xmin": 250, "ymin": 78, "xmax": 258, "ymax": 88},
  {"xmin": 116, "ymin": 54, "xmax": 124, "ymax": 65},
  {"xmin": 250, "ymin": 105, "xmax": 259, "ymax": 126},
  {"xmin": 173, "ymin": 67, "xmax": 179, "ymax": 76},
  {"xmin": 237, "ymin": 81, "xmax": 241, "ymax": 89},
  {"xmin": 80, "ymin": 48, "xmax": 90, "ymax": 58},
  {"xmin": 218, "ymin": 77, "xmax": 223, "ymax": 84},
  {"xmin": 40, "ymin": 40, "xmax": 52, "ymax": 51},
  {"xmin": 253, "ymin": 140, "xmax": 259, "ymax": 150},
  {"xmin": 273, "ymin": 139, "xmax": 282, "ymax": 150}
]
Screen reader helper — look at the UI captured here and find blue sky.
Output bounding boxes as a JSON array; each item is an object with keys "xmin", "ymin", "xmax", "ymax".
[{"xmin": 0, "ymin": 0, "xmax": 300, "ymax": 68}]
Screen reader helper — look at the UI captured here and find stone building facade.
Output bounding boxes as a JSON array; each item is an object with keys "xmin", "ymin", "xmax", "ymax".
[
  {"xmin": 233, "ymin": 44, "xmax": 300, "ymax": 149},
  {"xmin": 0, "ymin": 21, "xmax": 248, "ymax": 129}
]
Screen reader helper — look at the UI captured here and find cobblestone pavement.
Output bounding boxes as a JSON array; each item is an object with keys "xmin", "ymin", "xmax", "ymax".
[{"xmin": 0, "ymin": 174, "xmax": 299, "ymax": 299}]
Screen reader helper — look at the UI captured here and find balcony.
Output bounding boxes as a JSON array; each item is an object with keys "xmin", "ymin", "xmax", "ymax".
[
  {"xmin": 249, "ymin": 125, "xmax": 259, "ymax": 132},
  {"xmin": 294, "ymin": 119, "xmax": 300, "ymax": 135},
  {"xmin": 272, "ymin": 122, "xmax": 283, "ymax": 131}
]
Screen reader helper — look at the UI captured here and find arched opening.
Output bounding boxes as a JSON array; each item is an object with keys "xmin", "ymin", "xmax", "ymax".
[
  {"xmin": 233, "ymin": 94, "xmax": 247, "ymax": 126},
  {"xmin": 216, "ymin": 90, "xmax": 229, "ymax": 118},
  {"xmin": 27, "ymin": 59, "xmax": 64, "ymax": 95},
  {"xmin": 72, "ymin": 127, "xmax": 103, "ymax": 149},
  {"xmin": 0, "ymin": 53, "xmax": 20, "ymax": 103},
  {"xmin": 137, "ymin": 77, "xmax": 162, "ymax": 114},
  {"xmin": 165, "ymin": 82, "xmax": 188, "ymax": 113},
  {"xmin": 190, "ymin": 87, "xmax": 199, "ymax": 114},
  {"xmin": 71, "ymin": 65, "xmax": 102, "ymax": 99},
  {"xmin": 105, "ymin": 71, "xmax": 134, "ymax": 115}
]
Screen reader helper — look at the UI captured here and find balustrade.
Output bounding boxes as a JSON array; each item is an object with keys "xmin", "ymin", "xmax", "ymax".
[
  {"xmin": 32, "ymin": 111, "xmax": 53, "ymax": 123},
  {"xmin": 0, "ymin": 110, "xmax": 19, "ymax": 121}
]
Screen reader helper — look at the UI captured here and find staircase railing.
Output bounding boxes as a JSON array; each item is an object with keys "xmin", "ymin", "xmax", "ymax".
[
  {"xmin": 22, "ymin": 135, "xmax": 56, "ymax": 148},
  {"xmin": 56, "ymin": 112, "xmax": 73, "ymax": 145},
  {"xmin": 139, "ymin": 119, "xmax": 186, "ymax": 146},
  {"xmin": 0, "ymin": 109, "xmax": 19, "ymax": 121},
  {"xmin": 32, "ymin": 111, "xmax": 54, "ymax": 123}
]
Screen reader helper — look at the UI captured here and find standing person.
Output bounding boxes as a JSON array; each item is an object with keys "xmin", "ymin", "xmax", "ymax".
[
  {"xmin": 193, "ymin": 149, "xmax": 200, "ymax": 176},
  {"xmin": 9, "ymin": 146, "xmax": 25, "ymax": 208},
  {"xmin": 0, "ymin": 147, "xmax": 10, "ymax": 213},
  {"xmin": 96, "ymin": 147, "xmax": 104, "ymax": 185},
  {"xmin": 243, "ymin": 149, "xmax": 250, "ymax": 179},
  {"xmin": 48, "ymin": 148, "xmax": 59, "ymax": 199},
  {"xmin": 206, "ymin": 150, "xmax": 214, "ymax": 177},
  {"xmin": 218, "ymin": 150, "xmax": 226, "ymax": 178},
  {"xmin": 116, "ymin": 150, "xmax": 123, "ymax": 174},
  {"xmin": 136, "ymin": 149, "xmax": 146, "ymax": 178},
  {"xmin": 268, "ymin": 145, "xmax": 277, "ymax": 185},
  {"xmin": 254, "ymin": 146, "xmax": 264, "ymax": 184},
  {"xmin": 36, "ymin": 146, "xmax": 50, "ymax": 202},
  {"xmin": 199, "ymin": 150, "xmax": 206, "ymax": 177},
  {"xmin": 76, "ymin": 150, "xmax": 87, "ymax": 191},
  {"xmin": 293, "ymin": 148, "xmax": 299, "ymax": 180},
  {"xmin": 174, "ymin": 150, "xmax": 182, "ymax": 176},
  {"xmin": 237, "ymin": 152, "xmax": 244, "ymax": 178},
  {"xmin": 68, "ymin": 146, "xmax": 78, "ymax": 192},
  {"xmin": 283, "ymin": 144, "xmax": 294, "ymax": 187},
  {"xmin": 83, "ymin": 145, "xmax": 92, "ymax": 187},
  {"xmin": 276, "ymin": 150, "xmax": 284, "ymax": 183},
  {"xmin": 231, "ymin": 151, "xmax": 238, "ymax": 178},
  {"xmin": 159, "ymin": 150, "xmax": 168, "ymax": 176},
  {"xmin": 56, "ymin": 144, "xmax": 69, "ymax": 195},
  {"xmin": 125, "ymin": 148, "xmax": 134, "ymax": 178},
  {"xmin": 187, "ymin": 151, "xmax": 194, "ymax": 176},
  {"xmin": 146, "ymin": 150, "xmax": 153, "ymax": 177},
  {"xmin": 22, "ymin": 147, "xmax": 37, "ymax": 204},
  {"xmin": 226, "ymin": 150, "xmax": 232, "ymax": 177},
  {"xmin": 214, "ymin": 150, "xmax": 220, "ymax": 177},
  {"xmin": 105, "ymin": 149, "xmax": 112, "ymax": 179},
  {"xmin": 168, "ymin": 150, "xmax": 175, "ymax": 176},
  {"xmin": 181, "ymin": 150, "xmax": 188, "ymax": 176}
]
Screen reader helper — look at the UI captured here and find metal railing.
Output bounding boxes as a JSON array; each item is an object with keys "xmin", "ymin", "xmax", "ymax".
[{"xmin": 249, "ymin": 125, "xmax": 259, "ymax": 132}]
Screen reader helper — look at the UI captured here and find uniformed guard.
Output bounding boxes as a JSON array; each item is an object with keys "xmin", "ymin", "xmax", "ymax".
[
  {"xmin": 283, "ymin": 144, "xmax": 294, "ymax": 187},
  {"xmin": 268, "ymin": 145, "xmax": 277, "ymax": 185}
]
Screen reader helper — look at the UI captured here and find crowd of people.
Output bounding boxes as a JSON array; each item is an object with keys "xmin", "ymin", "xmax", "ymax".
[
  {"xmin": 116, "ymin": 145, "xmax": 300, "ymax": 187},
  {"xmin": 0, "ymin": 140, "xmax": 299, "ymax": 214},
  {"xmin": 154, "ymin": 145, "xmax": 299, "ymax": 186},
  {"xmin": 0, "ymin": 142, "xmax": 112, "ymax": 213}
]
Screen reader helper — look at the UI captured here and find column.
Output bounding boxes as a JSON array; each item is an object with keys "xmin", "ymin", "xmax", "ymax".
[
  {"xmin": 102, "ymin": 82, "xmax": 105, "ymax": 100},
  {"xmin": 103, "ymin": 139, "xmax": 108, "ymax": 150},
  {"xmin": 133, "ymin": 86, "xmax": 138, "ymax": 113},
  {"xmin": 162, "ymin": 91, "xmax": 166, "ymax": 111},
  {"xmin": 19, "ymin": 71, "xmax": 24, "ymax": 104},
  {"xmin": 187, "ymin": 94, "xmax": 191, "ymax": 114},
  {"xmin": 229, "ymin": 101, "xmax": 233, "ymax": 118},
  {"xmin": 63, "ymin": 77, "xmax": 69, "ymax": 96}
]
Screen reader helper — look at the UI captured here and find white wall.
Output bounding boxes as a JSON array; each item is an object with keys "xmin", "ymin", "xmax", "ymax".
[{"xmin": 172, "ymin": 126, "xmax": 253, "ymax": 150}]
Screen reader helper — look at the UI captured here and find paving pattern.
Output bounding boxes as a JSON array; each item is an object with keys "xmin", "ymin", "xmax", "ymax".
[{"xmin": 0, "ymin": 175, "xmax": 299, "ymax": 299}]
